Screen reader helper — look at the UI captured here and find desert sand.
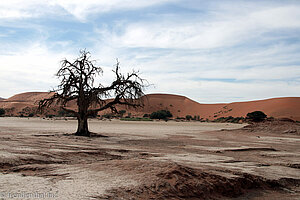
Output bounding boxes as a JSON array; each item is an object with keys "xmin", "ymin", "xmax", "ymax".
[
  {"xmin": 137, "ymin": 94, "xmax": 300, "ymax": 121},
  {"xmin": 1, "ymin": 92, "xmax": 300, "ymax": 121},
  {"xmin": 0, "ymin": 117, "xmax": 299, "ymax": 199}
]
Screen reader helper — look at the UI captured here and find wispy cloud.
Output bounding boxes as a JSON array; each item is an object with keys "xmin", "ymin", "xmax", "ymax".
[
  {"xmin": 107, "ymin": 5, "xmax": 300, "ymax": 49},
  {"xmin": 0, "ymin": 0, "xmax": 176, "ymax": 20}
]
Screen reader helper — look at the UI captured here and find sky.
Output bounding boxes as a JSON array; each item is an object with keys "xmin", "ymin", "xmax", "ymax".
[{"xmin": 0, "ymin": 0, "xmax": 299, "ymax": 103}]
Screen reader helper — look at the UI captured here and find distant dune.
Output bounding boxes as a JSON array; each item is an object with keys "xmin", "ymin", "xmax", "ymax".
[
  {"xmin": 0, "ymin": 92, "xmax": 299, "ymax": 121},
  {"xmin": 137, "ymin": 94, "xmax": 300, "ymax": 121},
  {"xmin": 5, "ymin": 92, "xmax": 54, "ymax": 103},
  {"xmin": 0, "ymin": 92, "xmax": 55, "ymax": 116}
]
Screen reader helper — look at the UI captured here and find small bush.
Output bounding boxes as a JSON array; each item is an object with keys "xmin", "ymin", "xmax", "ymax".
[
  {"xmin": 118, "ymin": 110, "xmax": 126, "ymax": 117},
  {"xmin": 246, "ymin": 111, "xmax": 267, "ymax": 122},
  {"xmin": 46, "ymin": 114, "xmax": 55, "ymax": 118},
  {"xmin": 28, "ymin": 113, "xmax": 34, "ymax": 117},
  {"xmin": 102, "ymin": 113, "xmax": 114, "ymax": 119},
  {"xmin": 213, "ymin": 116, "xmax": 244, "ymax": 123},
  {"xmin": 58, "ymin": 110, "xmax": 76, "ymax": 117},
  {"xmin": 58, "ymin": 110, "xmax": 67, "ymax": 116},
  {"xmin": 120, "ymin": 117, "xmax": 152, "ymax": 121},
  {"xmin": 0, "ymin": 108, "xmax": 5, "ymax": 116},
  {"xmin": 126, "ymin": 113, "xmax": 132, "ymax": 118},
  {"xmin": 150, "ymin": 110, "xmax": 172, "ymax": 120},
  {"xmin": 143, "ymin": 114, "xmax": 150, "ymax": 118},
  {"xmin": 89, "ymin": 111, "xmax": 98, "ymax": 118},
  {"xmin": 185, "ymin": 115, "xmax": 192, "ymax": 121}
]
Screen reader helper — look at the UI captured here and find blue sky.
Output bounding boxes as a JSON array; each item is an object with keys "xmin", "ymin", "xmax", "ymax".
[{"xmin": 0, "ymin": 0, "xmax": 299, "ymax": 103}]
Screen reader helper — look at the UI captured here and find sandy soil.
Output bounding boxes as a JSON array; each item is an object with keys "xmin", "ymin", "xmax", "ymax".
[{"xmin": 0, "ymin": 118, "xmax": 299, "ymax": 199}]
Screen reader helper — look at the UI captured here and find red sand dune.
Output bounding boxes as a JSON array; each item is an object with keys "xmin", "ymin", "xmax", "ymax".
[
  {"xmin": 0, "ymin": 92, "xmax": 55, "ymax": 116},
  {"xmin": 133, "ymin": 94, "xmax": 300, "ymax": 121},
  {"xmin": 0, "ymin": 92, "xmax": 299, "ymax": 121},
  {"xmin": 5, "ymin": 92, "xmax": 54, "ymax": 103}
]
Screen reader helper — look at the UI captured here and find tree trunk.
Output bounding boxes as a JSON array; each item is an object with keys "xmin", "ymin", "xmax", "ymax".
[{"xmin": 75, "ymin": 115, "xmax": 90, "ymax": 136}]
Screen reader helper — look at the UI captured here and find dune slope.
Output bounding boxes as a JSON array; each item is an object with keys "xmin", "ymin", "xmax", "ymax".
[
  {"xmin": 134, "ymin": 94, "xmax": 300, "ymax": 121},
  {"xmin": 0, "ymin": 92, "xmax": 299, "ymax": 120}
]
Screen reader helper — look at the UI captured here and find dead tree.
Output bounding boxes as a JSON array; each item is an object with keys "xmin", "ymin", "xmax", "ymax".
[{"xmin": 39, "ymin": 50, "xmax": 146, "ymax": 137}]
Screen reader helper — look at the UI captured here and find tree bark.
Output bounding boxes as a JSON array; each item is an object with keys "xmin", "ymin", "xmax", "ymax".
[{"xmin": 75, "ymin": 115, "xmax": 90, "ymax": 136}]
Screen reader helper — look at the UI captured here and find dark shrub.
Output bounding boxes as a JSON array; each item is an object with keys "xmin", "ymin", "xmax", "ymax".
[
  {"xmin": 58, "ymin": 110, "xmax": 77, "ymax": 117},
  {"xmin": 28, "ymin": 113, "xmax": 34, "ymax": 117},
  {"xmin": 118, "ymin": 110, "xmax": 126, "ymax": 117},
  {"xmin": 278, "ymin": 118, "xmax": 295, "ymax": 122},
  {"xmin": 89, "ymin": 111, "xmax": 98, "ymax": 118},
  {"xmin": 143, "ymin": 113, "xmax": 150, "ymax": 118},
  {"xmin": 58, "ymin": 110, "xmax": 67, "ymax": 116},
  {"xmin": 185, "ymin": 115, "xmax": 192, "ymax": 121},
  {"xmin": 46, "ymin": 114, "xmax": 55, "ymax": 118},
  {"xmin": 0, "ymin": 108, "xmax": 5, "ymax": 116},
  {"xmin": 150, "ymin": 110, "xmax": 172, "ymax": 120},
  {"xmin": 246, "ymin": 111, "xmax": 267, "ymax": 122},
  {"xmin": 213, "ymin": 116, "xmax": 244, "ymax": 123},
  {"xmin": 126, "ymin": 112, "xmax": 132, "ymax": 118},
  {"xmin": 102, "ymin": 113, "xmax": 113, "ymax": 119}
]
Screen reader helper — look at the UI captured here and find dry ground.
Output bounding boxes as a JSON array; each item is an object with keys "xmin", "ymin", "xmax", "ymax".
[{"xmin": 0, "ymin": 118, "xmax": 299, "ymax": 199}]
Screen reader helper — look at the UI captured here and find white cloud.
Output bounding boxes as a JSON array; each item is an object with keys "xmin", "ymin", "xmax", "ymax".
[
  {"xmin": 0, "ymin": 0, "xmax": 51, "ymax": 19},
  {"xmin": 0, "ymin": 42, "xmax": 141, "ymax": 98},
  {"xmin": 107, "ymin": 39, "xmax": 300, "ymax": 80},
  {"xmin": 108, "ymin": 5, "xmax": 300, "ymax": 49},
  {"xmin": 54, "ymin": 0, "xmax": 176, "ymax": 21},
  {"xmin": 0, "ymin": 43, "xmax": 71, "ymax": 97},
  {"xmin": 0, "ymin": 0, "xmax": 176, "ymax": 20},
  {"xmin": 146, "ymin": 76, "xmax": 300, "ymax": 103},
  {"xmin": 250, "ymin": 6, "xmax": 300, "ymax": 29}
]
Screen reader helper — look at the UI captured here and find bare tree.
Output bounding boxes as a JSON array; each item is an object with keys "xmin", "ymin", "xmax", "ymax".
[{"xmin": 39, "ymin": 50, "xmax": 146, "ymax": 137}]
